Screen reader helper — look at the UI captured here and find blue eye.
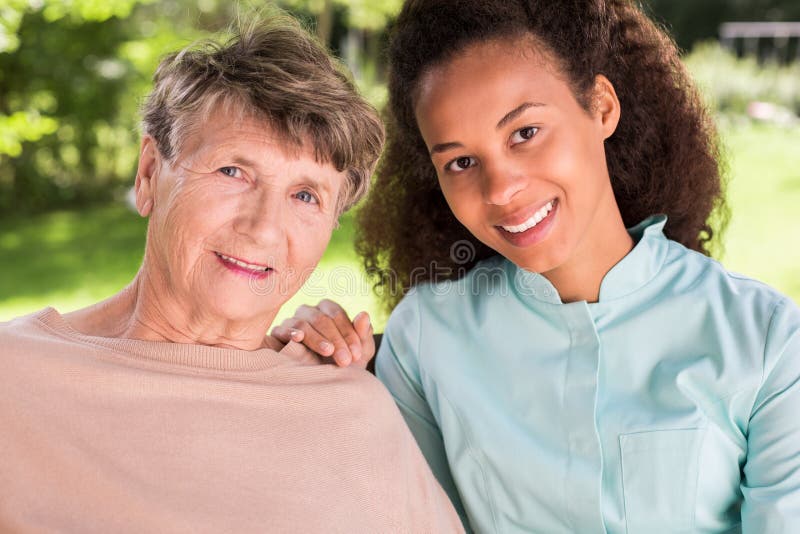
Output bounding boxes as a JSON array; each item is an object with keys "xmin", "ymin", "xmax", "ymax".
[
  {"xmin": 295, "ymin": 190, "xmax": 317, "ymax": 204},
  {"xmin": 445, "ymin": 156, "xmax": 477, "ymax": 173},
  {"xmin": 218, "ymin": 166, "xmax": 242, "ymax": 179},
  {"xmin": 510, "ymin": 126, "xmax": 539, "ymax": 145}
]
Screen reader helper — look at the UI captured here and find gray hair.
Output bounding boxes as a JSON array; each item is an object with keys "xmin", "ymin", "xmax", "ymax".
[{"xmin": 141, "ymin": 12, "xmax": 385, "ymax": 213}]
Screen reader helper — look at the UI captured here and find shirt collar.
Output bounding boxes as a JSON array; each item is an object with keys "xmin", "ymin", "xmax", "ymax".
[{"xmin": 511, "ymin": 215, "xmax": 670, "ymax": 305}]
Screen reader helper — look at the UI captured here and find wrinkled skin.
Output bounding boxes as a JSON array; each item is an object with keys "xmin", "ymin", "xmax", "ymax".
[{"xmin": 67, "ymin": 109, "xmax": 345, "ymax": 351}]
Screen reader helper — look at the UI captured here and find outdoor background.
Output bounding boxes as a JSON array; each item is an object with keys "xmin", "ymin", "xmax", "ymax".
[{"xmin": 1, "ymin": 0, "xmax": 799, "ymax": 329}]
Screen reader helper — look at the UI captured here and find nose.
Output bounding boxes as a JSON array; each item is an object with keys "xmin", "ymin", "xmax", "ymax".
[
  {"xmin": 481, "ymin": 159, "xmax": 526, "ymax": 206},
  {"xmin": 234, "ymin": 185, "xmax": 285, "ymax": 247}
]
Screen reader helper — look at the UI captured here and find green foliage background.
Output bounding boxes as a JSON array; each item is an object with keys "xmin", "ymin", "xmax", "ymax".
[
  {"xmin": 0, "ymin": 0, "xmax": 398, "ymax": 216},
  {"xmin": 1, "ymin": 0, "xmax": 799, "ymax": 325}
]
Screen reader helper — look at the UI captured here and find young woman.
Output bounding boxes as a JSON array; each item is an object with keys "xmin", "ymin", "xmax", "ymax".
[{"xmin": 272, "ymin": 1, "xmax": 800, "ymax": 531}]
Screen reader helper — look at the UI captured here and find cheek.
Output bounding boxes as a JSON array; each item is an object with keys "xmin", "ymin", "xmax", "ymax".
[
  {"xmin": 539, "ymin": 131, "xmax": 605, "ymax": 205},
  {"xmin": 439, "ymin": 179, "xmax": 481, "ymax": 226},
  {"xmin": 570, "ymin": 121, "xmax": 608, "ymax": 179},
  {"xmin": 159, "ymin": 182, "xmax": 236, "ymax": 259},
  {"xmin": 280, "ymin": 218, "xmax": 334, "ymax": 290},
  {"xmin": 287, "ymin": 212, "xmax": 334, "ymax": 261}
]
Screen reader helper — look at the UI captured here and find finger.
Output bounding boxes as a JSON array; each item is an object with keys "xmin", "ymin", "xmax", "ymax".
[
  {"xmin": 295, "ymin": 306, "xmax": 354, "ymax": 366},
  {"xmin": 353, "ymin": 311, "xmax": 371, "ymax": 338},
  {"xmin": 270, "ymin": 323, "xmax": 304, "ymax": 344},
  {"xmin": 278, "ymin": 317, "xmax": 335, "ymax": 358},
  {"xmin": 317, "ymin": 300, "xmax": 364, "ymax": 363},
  {"xmin": 353, "ymin": 312, "xmax": 376, "ymax": 364}
]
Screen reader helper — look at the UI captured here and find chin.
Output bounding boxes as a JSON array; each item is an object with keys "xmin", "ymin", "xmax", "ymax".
[{"xmin": 505, "ymin": 245, "xmax": 570, "ymax": 275}]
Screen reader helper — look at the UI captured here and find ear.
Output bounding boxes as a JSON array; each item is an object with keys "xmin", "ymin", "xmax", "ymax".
[
  {"xmin": 593, "ymin": 74, "xmax": 621, "ymax": 140},
  {"xmin": 134, "ymin": 136, "xmax": 161, "ymax": 217}
]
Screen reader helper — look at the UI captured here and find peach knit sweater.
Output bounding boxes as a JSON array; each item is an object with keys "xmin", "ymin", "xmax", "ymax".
[{"xmin": 0, "ymin": 308, "xmax": 463, "ymax": 533}]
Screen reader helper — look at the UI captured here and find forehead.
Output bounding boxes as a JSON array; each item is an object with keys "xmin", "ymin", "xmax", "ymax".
[
  {"xmin": 414, "ymin": 39, "xmax": 574, "ymax": 129},
  {"xmin": 178, "ymin": 106, "xmax": 294, "ymax": 160},
  {"xmin": 180, "ymin": 108, "xmax": 340, "ymax": 174}
]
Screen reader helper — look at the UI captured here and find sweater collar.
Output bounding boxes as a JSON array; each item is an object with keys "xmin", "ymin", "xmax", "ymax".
[
  {"xmin": 511, "ymin": 215, "xmax": 670, "ymax": 305},
  {"xmin": 32, "ymin": 307, "xmax": 321, "ymax": 372}
]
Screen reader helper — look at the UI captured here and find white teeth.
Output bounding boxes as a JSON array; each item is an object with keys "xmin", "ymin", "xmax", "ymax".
[
  {"xmin": 501, "ymin": 201, "xmax": 554, "ymax": 233},
  {"xmin": 217, "ymin": 253, "xmax": 269, "ymax": 272}
]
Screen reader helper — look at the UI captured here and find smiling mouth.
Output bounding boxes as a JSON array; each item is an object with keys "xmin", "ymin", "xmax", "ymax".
[
  {"xmin": 498, "ymin": 199, "xmax": 557, "ymax": 233},
  {"xmin": 215, "ymin": 252, "xmax": 273, "ymax": 273}
]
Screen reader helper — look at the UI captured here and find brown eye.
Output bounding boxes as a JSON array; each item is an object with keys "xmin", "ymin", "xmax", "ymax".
[
  {"xmin": 510, "ymin": 126, "xmax": 539, "ymax": 145},
  {"xmin": 446, "ymin": 156, "xmax": 477, "ymax": 173}
]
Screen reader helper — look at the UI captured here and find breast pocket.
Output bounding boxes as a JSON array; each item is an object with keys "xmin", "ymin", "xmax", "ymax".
[{"xmin": 619, "ymin": 428, "xmax": 706, "ymax": 533}]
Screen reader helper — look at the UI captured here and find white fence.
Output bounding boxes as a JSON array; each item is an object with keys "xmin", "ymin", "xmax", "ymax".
[{"xmin": 720, "ymin": 22, "xmax": 800, "ymax": 62}]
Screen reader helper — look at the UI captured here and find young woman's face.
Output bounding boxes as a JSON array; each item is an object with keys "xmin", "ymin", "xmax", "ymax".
[{"xmin": 414, "ymin": 39, "xmax": 622, "ymax": 276}]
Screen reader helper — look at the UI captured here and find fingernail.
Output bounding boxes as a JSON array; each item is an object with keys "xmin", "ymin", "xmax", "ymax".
[
  {"xmin": 349, "ymin": 344, "xmax": 361, "ymax": 361},
  {"xmin": 320, "ymin": 341, "xmax": 334, "ymax": 354},
  {"xmin": 335, "ymin": 350, "xmax": 351, "ymax": 366},
  {"xmin": 290, "ymin": 329, "xmax": 301, "ymax": 338}
]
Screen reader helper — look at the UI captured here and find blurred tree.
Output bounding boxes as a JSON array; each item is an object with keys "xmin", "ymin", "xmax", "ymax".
[
  {"xmin": 0, "ymin": 0, "xmax": 220, "ymax": 216},
  {"xmin": 2, "ymin": 0, "xmax": 147, "ymax": 214},
  {"xmin": 275, "ymin": 0, "xmax": 400, "ymax": 106},
  {"xmin": 0, "ymin": 0, "xmax": 400, "ymax": 218},
  {"xmin": 276, "ymin": 0, "xmax": 400, "ymax": 41}
]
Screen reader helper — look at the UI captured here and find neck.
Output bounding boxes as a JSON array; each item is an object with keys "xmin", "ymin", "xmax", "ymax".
[
  {"xmin": 65, "ymin": 263, "xmax": 279, "ymax": 351},
  {"xmin": 541, "ymin": 197, "xmax": 634, "ymax": 304}
]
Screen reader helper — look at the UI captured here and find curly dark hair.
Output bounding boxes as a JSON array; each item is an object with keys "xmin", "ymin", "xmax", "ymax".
[{"xmin": 356, "ymin": 0, "xmax": 727, "ymax": 309}]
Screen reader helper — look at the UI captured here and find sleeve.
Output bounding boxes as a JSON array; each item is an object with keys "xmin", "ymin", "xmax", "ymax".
[
  {"xmin": 741, "ymin": 297, "xmax": 800, "ymax": 531},
  {"xmin": 375, "ymin": 290, "xmax": 472, "ymax": 531}
]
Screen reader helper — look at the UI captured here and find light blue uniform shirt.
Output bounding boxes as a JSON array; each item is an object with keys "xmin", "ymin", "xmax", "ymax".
[{"xmin": 376, "ymin": 216, "xmax": 800, "ymax": 533}]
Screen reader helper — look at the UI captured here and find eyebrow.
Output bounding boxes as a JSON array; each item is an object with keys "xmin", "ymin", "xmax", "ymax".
[
  {"xmin": 429, "ymin": 101, "xmax": 546, "ymax": 155},
  {"xmin": 297, "ymin": 175, "xmax": 332, "ymax": 196},
  {"xmin": 430, "ymin": 141, "xmax": 464, "ymax": 155},
  {"xmin": 496, "ymin": 102, "xmax": 546, "ymax": 130},
  {"xmin": 230, "ymin": 155, "xmax": 259, "ymax": 169}
]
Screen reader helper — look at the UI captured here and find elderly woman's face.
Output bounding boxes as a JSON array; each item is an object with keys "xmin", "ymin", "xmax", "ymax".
[{"xmin": 136, "ymin": 108, "xmax": 344, "ymax": 324}]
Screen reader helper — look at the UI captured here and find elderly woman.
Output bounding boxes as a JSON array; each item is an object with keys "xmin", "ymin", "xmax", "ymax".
[{"xmin": 0, "ymin": 15, "xmax": 462, "ymax": 533}]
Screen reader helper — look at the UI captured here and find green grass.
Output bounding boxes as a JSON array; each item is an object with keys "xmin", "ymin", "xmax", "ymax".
[
  {"xmin": 719, "ymin": 123, "xmax": 800, "ymax": 301},
  {"xmin": 1, "ymin": 122, "xmax": 798, "ymax": 330},
  {"xmin": 0, "ymin": 205, "xmax": 149, "ymax": 320}
]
